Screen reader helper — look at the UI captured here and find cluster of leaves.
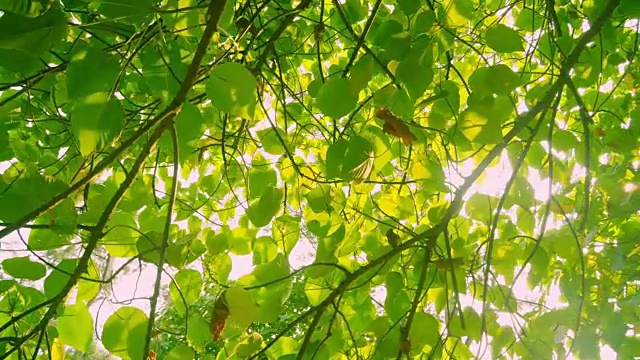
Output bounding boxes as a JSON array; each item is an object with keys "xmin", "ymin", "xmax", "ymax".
[
  {"xmin": 152, "ymin": 275, "xmax": 311, "ymax": 359},
  {"xmin": 0, "ymin": 0, "xmax": 639, "ymax": 359}
]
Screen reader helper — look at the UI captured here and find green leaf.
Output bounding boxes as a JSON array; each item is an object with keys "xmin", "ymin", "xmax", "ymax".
[
  {"xmin": 574, "ymin": 325, "xmax": 599, "ymax": 359},
  {"xmin": 249, "ymin": 167, "xmax": 277, "ymax": 199},
  {"xmin": 247, "ymin": 187, "xmax": 284, "ymax": 227},
  {"xmin": 253, "ymin": 236, "xmax": 279, "ymax": 265},
  {"xmin": 448, "ymin": 307, "xmax": 482, "ymax": 341},
  {"xmin": 0, "ymin": 175, "xmax": 70, "ymax": 224},
  {"xmin": 341, "ymin": 136, "xmax": 374, "ymax": 182},
  {"xmin": 572, "ymin": 46, "xmax": 602, "ymax": 87},
  {"xmin": 386, "ymin": 272, "xmax": 404, "ymax": 293},
  {"xmin": 0, "ymin": 280, "xmax": 16, "ymax": 296},
  {"xmin": 77, "ymin": 261, "xmax": 100, "ymax": 303},
  {"xmin": 307, "ymin": 78, "xmax": 323, "ymax": 97},
  {"xmin": 432, "ymin": 81, "xmax": 460, "ymax": 118},
  {"xmin": 465, "ymin": 194, "xmax": 499, "ymax": 224},
  {"xmin": 0, "ymin": 8, "xmax": 67, "ymax": 71},
  {"xmin": 103, "ymin": 212, "xmax": 139, "ymax": 257},
  {"xmin": 70, "ymin": 93, "xmax": 125, "ymax": 157},
  {"xmin": 385, "ymin": 290, "xmax": 411, "ymax": 322},
  {"xmin": 349, "ymin": 55, "xmax": 373, "ymax": 90},
  {"xmin": 253, "ymin": 253, "xmax": 290, "ymax": 284},
  {"xmin": 509, "ymin": 176, "xmax": 535, "ymax": 209},
  {"xmin": 0, "ymin": 0, "xmax": 55, "ymax": 17},
  {"xmin": 205, "ymin": 252, "xmax": 232, "ymax": 284},
  {"xmin": 469, "ymin": 65, "xmax": 521, "ymax": 95},
  {"xmin": 325, "ymin": 139, "xmax": 348, "ymax": 179},
  {"xmin": 527, "ymin": 246, "xmax": 550, "ymax": 287},
  {"xmin": 492, "ymin": 326, "xmax": 516, "ymax": 358},
  {"xmin": 411, "ymin": 10, "xmax": 435, "ymax": 36},
  {"xmin": 257, "ymin": 128, "xmax": 288, "ymax": 155},
  {"xmin": 305, "ymin": 185, "xmax": 333, "ymax": 213},
  {"xmin": 1, "ymin": 257, "xmax": 46, "ymax": 280},
  {"xmin": 166, "ymin": 344, "xmax": 195, "ymax": 360},
  {"xmin": 410, "ymin": 157, "xmax": 446, "ymax": 192},
  {"xmin": 26, "ymin": 227, "xmax": 67, "ymax": 251},
  {"xmin": 516, "ymin": 207, "xmax": 535, "ymax": 235},
  {"xmin": 488, "ymin": 284, "xmax": 518, "ymax": 312},
  {"xmin": 383, "ymin": 32, "xmax": 412, "ymax": 60},
  {"xmin": 186, "ymin": 314, "xmax": 211, "ymax": 352},
  {"xmin": 266, "ymin": 337, "xmax": 298, "ymax": 358},
  {"xmin": 459, "ymin": 108, "xmax": 503, "ymax": 145},
  {"xmin": 305, "ymin": 279, "xmax": 332, "ymax": 306},
  {"xmin": 516, "ymin": 8, "xmax": 544, "ymax": 32},
  {"xmin": 316, "ymin": 77, "xmax": 358, "ymax": 118},
  {"xmin": 98, "ymin": 0, "xmax": 155, "ymax": 26},
  {"xmin": 409, "ymin": 312, "xmax": 440, "ymax": 347},
  {"xmin": 206, "ymin": 229, "xmax": 230, "ymax": 255},
  {"xmin": 485, "ymin": 24, "xmax": 524, "ymax": 53},
  {"xmin": 398, "ymin": 0, "xmax": 421, "ymax": 16},
  {"xmin": 225, "ymin": 286, "xmax": 258, "ymax": 330},
  {"xmin": 272, "ymin": 215, "xmax": 300, "ymax": 254},
  {"xmin": 253, "ymin": 284, "xmax": 290, "ymax": 323},
  {"xmin": 101, "ymin": 307, "xmax": 148, "ymax": 360},
  {"xmin": 173, "ymin": 102, "xmax": 204, "ymax": 163},
  {"xmin": 136, "ymin": 231, "xmax": 163, "ymax": 265},
  {"xmin": 373, "ymin": 20, "xmax": 403, "ymax": 47},
  {"xmin": 229, "ymin": 227, "xmax": 253, "ymax": 255},
  {"xmin": 553, "ymin": 130, "xmax": 580, "ymax": 152},
  {"xmin": 602, "ymin": 310, "xmax": 626, "ymax": 350},
  {"xmin": 206, "ymin": 62, "xmax": 258, "ymax": 119},
  {"xmin": 66, "ymin": 44, "xmax": 120, "ymax": 100},
  {"xmin": 169, "ymin": 269, "xmax": 203, "ymax": 316},
  {"xmin": 218, "ymin": 0, "xmax": 236, "ymax": 30},
  {"xmin": 396, "ymin": 56, "xmax": 434, "ymax": 101},
  {"xmin": 235, "ymin": 333, "xmax": 264, "ymax": 357},
  {"xmin": 57, "ymin": 303, "xmax": 93, "ymax": 352},
  {"xmin": 452, "ymin": 0, "xmax": 475, "ymax": 20},
  {"xmin": 344, "ymin": 0, "xmax": 366, "ymax": 24},
  {"xmin": 618, "ymin": 0, "xmax": 640, "ymax": 18},
  {"xmin": 166, "ymin": 234, "xmax": 206, "ymax": 268}
]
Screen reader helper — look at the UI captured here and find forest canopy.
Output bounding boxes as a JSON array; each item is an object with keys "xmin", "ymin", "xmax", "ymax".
[{"xmin": 0, "ymin": 0, "xmax": 639, "ymax": 359}]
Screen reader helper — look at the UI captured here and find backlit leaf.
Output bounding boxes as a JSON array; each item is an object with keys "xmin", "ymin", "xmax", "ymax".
[
  {"xmin": 70, "ymin": 93, "xmax": 124, "ymax": 157},
  {"xmin": 316, "ymin": 77, "xmax": 358, "ymax": 118},
  {"xmin": 169, "ymin": 269, "xmax": 203, "ymax": 316},
  {"xmin": 206, "ymin": 62, "xmax": 258, "ymax": 119},
  {"xmin": 57, "ymin": 303, "xmax": 93, "ymax": 352},
  {"xmin": 485, "ymin": 24, "xmax": 524, "ymax": 53},
  {"xmin": 102, "ymin": 307, "xmax": 148, "ymax": 360},
  {"xmin": 247, "ymin": 187, "xmax": 284, "ymax": 227},
  {"xmin": 225, "ymin": 286, "xmax": 258, "ymax": 330}
]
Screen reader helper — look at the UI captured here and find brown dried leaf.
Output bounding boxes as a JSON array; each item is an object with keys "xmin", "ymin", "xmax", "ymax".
[
  {"xmin": 376, "ymin": 108, "xmax": 417, "ymax": 145},
  {"xmin": 210, "ymin": 293, "xmax": 230, "ymax": 342}
]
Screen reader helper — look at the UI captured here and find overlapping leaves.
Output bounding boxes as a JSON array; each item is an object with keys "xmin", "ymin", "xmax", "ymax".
[{"xmin": 0, "ymin": 1, "xmax": 638, "ymax": 360}]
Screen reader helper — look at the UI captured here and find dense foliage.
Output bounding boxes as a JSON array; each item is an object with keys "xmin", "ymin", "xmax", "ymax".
[{"xmin": 0, "ymin": 0, "xmax": 639, "ymax": 359}]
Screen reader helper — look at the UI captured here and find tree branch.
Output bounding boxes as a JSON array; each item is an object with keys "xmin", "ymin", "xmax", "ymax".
[
  {"xmin": 341, "ymin": 0, "xmax": 384, "ymax": 78},
  {"xmin": 142, "ymin": 119, "xmax": 182, "ymax": 359}
]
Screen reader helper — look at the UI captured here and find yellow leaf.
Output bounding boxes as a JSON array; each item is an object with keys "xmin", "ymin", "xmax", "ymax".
[{"xmin": 51, "ymin": 338, "xmax": 65, "ymax": 360}]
